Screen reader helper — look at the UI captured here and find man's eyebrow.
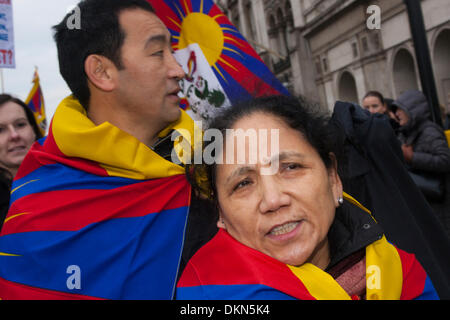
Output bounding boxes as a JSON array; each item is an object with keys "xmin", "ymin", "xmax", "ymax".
[{"xmin": 144, "ymin": 34, "xmax": 169, "ymax": 49}]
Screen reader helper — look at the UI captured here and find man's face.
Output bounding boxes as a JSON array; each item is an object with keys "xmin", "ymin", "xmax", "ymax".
[{"xmin": 115, "ymin": 9, "xmax": 185, "ymax": 134}]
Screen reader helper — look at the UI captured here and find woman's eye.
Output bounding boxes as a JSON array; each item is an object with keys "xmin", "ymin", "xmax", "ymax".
[
  {"xmin": 284, "ymin": 163, "xmax": 302, "ymax": 171},
  {"xmin": 233, "ymin": 179, "xmax": 251, "ymax": 191}
]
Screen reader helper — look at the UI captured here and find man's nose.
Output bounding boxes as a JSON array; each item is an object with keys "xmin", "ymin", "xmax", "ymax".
[{"xmin": 168, "ymin": 52, "xmax": 186, "ymax": 80}]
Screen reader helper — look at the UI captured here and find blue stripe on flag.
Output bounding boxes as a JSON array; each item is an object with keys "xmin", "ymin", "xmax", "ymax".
[
  {"xmin": 10, "ymin": 164, "xmax": 142, "ymax": 204},
  {"xmin": 162, "ymin": 0, "xmax": 186, "ymax": 21},
  {"xmin": 414, "ymin": 276, "xmax": 439, "ymax": 300},
  {"xmin": 177, "ymin": 284, "xmax": 296, "ymax": 300},
  {"xmin": 213, "ymin": 63, "xmax": 252, "ymax": 103},
  {"xmin": 0, "ymin": 206, "xmax": 189, "ymax": 299},
  {"xmin": 190, "ymin": 0, "xmax": 215, "ymax": 14}
]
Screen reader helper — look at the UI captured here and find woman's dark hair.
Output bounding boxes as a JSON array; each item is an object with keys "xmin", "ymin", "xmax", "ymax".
[
  {"xmin": 52, "ymin": 0, "xmax": 155, "ymax": 110},
  {"xmin": 0, "ymin": 94, "xmax": 43, "ymax": 140},
  {"xmin": 186, "ymin": 95, "xmax": 340, "ymax": 204},
  {"xmin": 363, "ymin": 90, "xmax": 385, "ymax": 105}
]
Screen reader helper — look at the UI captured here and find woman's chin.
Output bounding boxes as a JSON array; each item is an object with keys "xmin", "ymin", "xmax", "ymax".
[{"xmin": 270, "ymin": 250, "xmax": 311, "ymax": 267}]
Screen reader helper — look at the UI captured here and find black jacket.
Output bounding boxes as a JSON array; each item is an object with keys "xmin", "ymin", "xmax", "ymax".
[
  {"xmin": 330, "ymin": 101, "xmax": 450, "ymax": 299},
  {"xmin": 327, "ymin": 199, "xmax": 383, "ymax": 271},
  {"xmin": 0, "ymin": 170, "xmax": 11, "ymax": 231},
  {"xmin": 394, "ymin": 90, "xmax": 450, "ymax": 173}
]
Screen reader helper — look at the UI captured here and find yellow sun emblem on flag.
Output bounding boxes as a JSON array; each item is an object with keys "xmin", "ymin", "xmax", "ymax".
[{"xmin": 168, "ymin": 0, "xmax": 242, "ymax": 82}]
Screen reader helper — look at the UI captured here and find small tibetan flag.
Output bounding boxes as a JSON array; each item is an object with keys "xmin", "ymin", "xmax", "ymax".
[
  {"xmin": 24, "ymin": 69, "xmax": 47, "ymax": 136},
  {"xmin": 148, "ymin": 0, "xmax": 289, "ymax": 123}
]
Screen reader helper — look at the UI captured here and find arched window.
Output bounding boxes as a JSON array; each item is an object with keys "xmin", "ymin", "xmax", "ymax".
[
  {"xmin": 339, "ymin": 71, "xmax": 358, "ymax": 103},
  {"xmin": 433, "ymin": 29, "xmax": 450, "ymax": 111},
  {"xmin": 393, "ymin": 48, "xmax": 419, "ymax": 97}
]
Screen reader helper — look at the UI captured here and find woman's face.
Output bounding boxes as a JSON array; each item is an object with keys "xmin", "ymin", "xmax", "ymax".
[
  {"xmin": 0, "ymin": 101, "xmax": 36, "ymax": 174},
  {"xmin": 215, "ymin": 112, "xmax": 342, "ymax": 268},
  {"xmin": 362, "ymin": 96, "xmax": 387, "ymax": 114}
]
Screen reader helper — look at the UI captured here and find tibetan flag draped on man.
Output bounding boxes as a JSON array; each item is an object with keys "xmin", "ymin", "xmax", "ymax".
[
  {"xmin": 148, "ymin": 0, "xmax": 289, "ymax": 123},
  {"xmin": 25, "ymin": 70, "xmax": 47, "ymax": 136},
  {"xmin": 0, "ymin": 96, "xmax": 194, "ymax": 299}
]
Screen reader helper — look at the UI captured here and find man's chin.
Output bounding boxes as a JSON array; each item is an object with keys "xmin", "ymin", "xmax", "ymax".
[
  {"xmin": 167, "ymin": 103, "xmax": 182, "ymax": 120},
  {"xmin": 167, "ymin": 105, "xmax": 181, "ymax": 121}
]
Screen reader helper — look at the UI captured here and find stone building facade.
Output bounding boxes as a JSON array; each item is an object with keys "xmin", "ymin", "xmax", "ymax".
[{"xmin": 216, "ymin": 0, "xmax": 450, "ymax": 113}]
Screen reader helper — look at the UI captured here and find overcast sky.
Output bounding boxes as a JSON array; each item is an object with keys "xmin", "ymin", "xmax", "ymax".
[{"xmin": 3, "ymin": 0, "xmax": 78, "ymax": 125}]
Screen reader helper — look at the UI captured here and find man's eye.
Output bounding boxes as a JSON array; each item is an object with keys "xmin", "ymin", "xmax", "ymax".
[{"xmin": 152, "ymin": 50, "xmax": 164, "ymax": 56}]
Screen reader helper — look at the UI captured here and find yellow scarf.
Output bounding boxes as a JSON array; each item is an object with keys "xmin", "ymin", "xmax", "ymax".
[
  {"xmin": 51, "ymin": 96, "xmax": 198, "ymax": 180},
  {"xmin": 288, "ymin": 193, "xmax": 403, "ymax": 300}
]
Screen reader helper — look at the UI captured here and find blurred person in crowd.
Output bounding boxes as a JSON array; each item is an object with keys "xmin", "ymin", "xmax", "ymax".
[
  {"xmin": 0, "ymin": 0, "xmax": 216, "ymax": 300},
  {"xmin": 177, "ymin": 95, "xmax": 438, "ymax": 300},
  {"xmin": 392, "ymin": 90, "xmax": 450, "ymax": 173},
  {"xmin": 0, "ymin": 94, "xmax": 42, "ymax": 229},
  {"xmin": 362, "ymin": 91, "xmax": 399, "ymax": 131},
  {"xmin": 362, "ymin": 91, "xmax": 389, "ymax": 115}
]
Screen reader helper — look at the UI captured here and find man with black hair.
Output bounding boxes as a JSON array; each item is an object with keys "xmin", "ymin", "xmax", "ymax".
[{"xmin": 0, "ymin": 0, "xmax": 216, "ymax": 300}]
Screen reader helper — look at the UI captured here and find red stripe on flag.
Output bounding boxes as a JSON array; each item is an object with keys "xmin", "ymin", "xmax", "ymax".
[
  {"xmin": 218, "ymin": 54, "xmax": 282, "ymax": 97},
  {"xmin": 32, "ymin": 91, "xmax": 41, "ymax": 113},
  {"xmin": 149, "ymin": 0, "xmax": 184, "ymax": 32},
  {"xmin": 221, "ymin": 31, "xmax": 264, "ymax": 62},
  {"xmin": 0, "ymin": 277, "xmax": 104, "ymax": 300},
  {"xmin": 180, "ymin": 0, "xmax": 193, "ymax": 15},
  {"xmin": 397, "ymin": 248, "xmax": 427, "ymax": 300},
  {"xmin": 2, "ymin": 175, "xmax": 190, "ymax": 235},
  {"xmin": 178, "ymin": 230, "xmax": 316, "ymax": 300}
]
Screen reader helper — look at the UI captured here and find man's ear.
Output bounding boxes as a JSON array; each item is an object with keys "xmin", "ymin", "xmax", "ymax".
[{"xmin": 84, "ymin": 54, "xmax": 117, "ymax": 92}]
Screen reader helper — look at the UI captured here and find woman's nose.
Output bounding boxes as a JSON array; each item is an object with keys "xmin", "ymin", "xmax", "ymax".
[
  {"xmin": 8, "ymin": 126, "xmax": 20, "ymax": 140},
  {"xmin": 258, "ymin": 177, "xmax": 290, "ymax": 214}
]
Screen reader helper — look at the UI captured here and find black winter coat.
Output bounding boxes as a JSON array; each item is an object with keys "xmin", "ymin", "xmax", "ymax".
[
  {"xmin": 394, "ymin": 90, "xmax": 450, "ymax": 173},
  {"xmin": 330, "ymin": 101, "xmax": 450, "ymax": 299},
  {"xmin": 0, "ymin": 175, "xmax": 10, "ymax": 231}
]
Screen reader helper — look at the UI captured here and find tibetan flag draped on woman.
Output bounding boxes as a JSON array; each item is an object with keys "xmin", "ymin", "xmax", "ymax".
[
  {"xmin": 0, "ymin": 96, "xmax": 195, "ymax": 299},
  {"xmin": 148, "ymin": 0, "xmax": 289, "ymax": 122},
  {"xmin": 25, "ymin": 70, "xmax": 47, "ymax": 136}
]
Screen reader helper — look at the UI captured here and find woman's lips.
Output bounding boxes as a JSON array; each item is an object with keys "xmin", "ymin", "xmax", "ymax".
[
  {"xmin": 8, "ymin": 146, "xmax": 26, "ymax": 153},
  {"xmin": 266, "ymin": 220, "xmax": 303, "ymax": 241}
]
